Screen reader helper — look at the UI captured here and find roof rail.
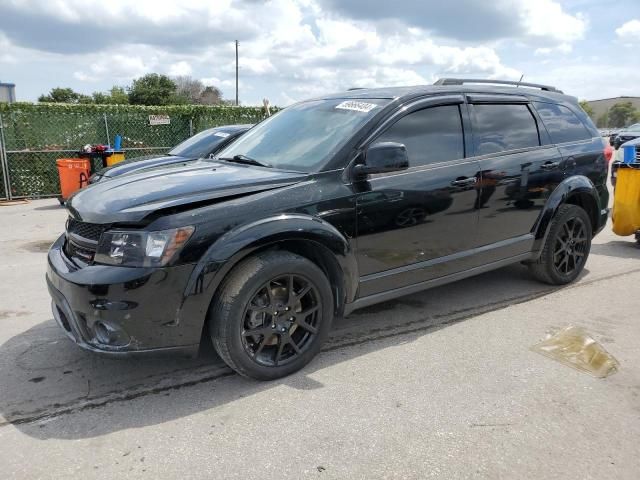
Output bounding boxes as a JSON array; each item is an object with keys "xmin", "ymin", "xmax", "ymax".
[
  {"xmin": 347, "ymin": 87, "xmax": 366, "ymax": 91},
  {"xmin": 434, "ymin": 78, "xmax": 562, "ymax": 93}
]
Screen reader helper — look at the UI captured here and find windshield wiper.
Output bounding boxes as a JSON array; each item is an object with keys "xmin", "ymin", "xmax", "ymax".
[{"xmin": 218, "ymin": 154, "xmax": 272, "ymax": 168}]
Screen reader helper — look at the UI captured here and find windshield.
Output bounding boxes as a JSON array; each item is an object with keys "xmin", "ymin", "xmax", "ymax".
[
  {"xmin": 216, "ymin": 98, "xmax": 389, "ymax": 172},
  {"xmin": 626, "ymin": 123, "xmax": 640, "ymax": 131},
  {"xmin": 169, "ymin": 129, "xmax": 235, "ymax": 157}
]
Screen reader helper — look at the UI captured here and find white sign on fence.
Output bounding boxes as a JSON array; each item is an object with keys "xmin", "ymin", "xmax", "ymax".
[{"xmin": 149, "ymin": 115, "xmax": 170, "ymax": 126}]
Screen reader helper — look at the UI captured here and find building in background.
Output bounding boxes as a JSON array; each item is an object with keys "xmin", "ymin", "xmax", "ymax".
[{"xmin": 0, "ymin": 81, "xmax": 16, "ymax": 103}]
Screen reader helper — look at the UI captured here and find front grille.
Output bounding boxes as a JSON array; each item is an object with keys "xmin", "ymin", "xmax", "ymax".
[
  {"xmin": 64, "ymin": 240, "xmax": 95, "ymax": 262},
  {"xmin": 636, "ymin": 146, "xmax": 640, "ymax": 162},
  {"xmin": 67, "ymin": 218, "xmax": 112, "ymax": 242},
  {"xmin": 65, "ymin": 217, "xmax": 113, "ymax": 263}
]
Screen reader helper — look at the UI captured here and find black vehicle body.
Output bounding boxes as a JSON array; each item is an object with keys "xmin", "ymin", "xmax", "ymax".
[
  {"xmin": 48, "ymin": 80, "xmax": 609, "ymax": 364},
  {"xmin": 90, "ymin": 125, "xmax": 251, "ymax": 183},
  {"xmin": 611, "ymin": 123, "xmax": 640, "ymax": 149}
]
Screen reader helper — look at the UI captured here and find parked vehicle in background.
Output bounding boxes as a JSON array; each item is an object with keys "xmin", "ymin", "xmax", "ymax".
[
  {"xmin": 48, "ymin": 78, "xmax": 609, "ymax": 380},
  {"xmin": 89, "ymin": 124, "xmax": 252, "ymax": 183},
  {"xmin": 612, "ymin": 123, "xmax": 640, "ymax": 149}
]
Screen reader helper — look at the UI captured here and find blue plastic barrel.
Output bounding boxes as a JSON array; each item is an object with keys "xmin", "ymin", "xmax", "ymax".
[
  {"xmin": 623, "ymin": 144, "xmax": 635, "ymax": 164},
  {"xmin": 114, "ymin": 134, "xmax": 122, "ymax": 151}
]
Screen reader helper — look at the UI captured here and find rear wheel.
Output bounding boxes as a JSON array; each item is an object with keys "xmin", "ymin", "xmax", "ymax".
[
  {"xmin": 529, "ymin": 204, "xmax": 592, "ymax": 285},
  {"xmin": 209, "ymin": 251, "xmax": 333, "ymax": 380}
]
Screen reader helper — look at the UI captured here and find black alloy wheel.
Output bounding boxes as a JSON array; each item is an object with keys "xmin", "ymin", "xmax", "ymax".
[
  {"xmin": 552, "ymin": 216, "xmax": 588, "ymax": 276},
  {"xmin": 241, "ymin": 274, "xmax": 321, "ymax": 367},
  {"xmin": 210, "ymin": 251, "xmax": 333, "ymax": 380},
  {"xmin": 529, "ymin": 204, "xmax": 592, "ymax": 285}
]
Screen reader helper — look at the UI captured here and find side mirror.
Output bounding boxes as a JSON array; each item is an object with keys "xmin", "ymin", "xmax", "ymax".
[{"xmin": 354, "ymin": 142, "xmax": 409, "ymax": 178}]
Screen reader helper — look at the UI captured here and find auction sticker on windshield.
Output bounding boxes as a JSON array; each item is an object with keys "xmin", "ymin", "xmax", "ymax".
[
  {"xmin": 335, "ymin": 101, "xmax": 378, "ymax": 113},
  {"xmin": 214, "ymin": 132, "xmax": 231, "ymax": 138}
]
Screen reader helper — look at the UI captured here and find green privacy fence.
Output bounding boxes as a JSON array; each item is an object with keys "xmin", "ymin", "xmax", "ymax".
[{"xmin": 0, "ymin": 102, "xmax": 273, "ymax": 199}]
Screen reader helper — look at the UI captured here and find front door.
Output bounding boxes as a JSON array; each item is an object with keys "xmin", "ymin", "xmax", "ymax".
[{"xmin": 355, "ymin": 101, "xmax": 481, "ymax": 298}]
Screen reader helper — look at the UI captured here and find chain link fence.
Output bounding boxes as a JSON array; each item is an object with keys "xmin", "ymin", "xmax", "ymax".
[{"xmin": 0, "ymin": 103, "xmax": 272, "ymax": 200}]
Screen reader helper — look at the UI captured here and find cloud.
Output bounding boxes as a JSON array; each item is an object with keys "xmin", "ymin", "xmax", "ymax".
[
  {"xmin": 616, "ymin": 19, "xmax": 640, "ymax": 44},
  {"xmin": 535, "ymin": 61, "xmax": 640, "ymax": 100},
  {"xmin": 534, "ymin": 43, "xmax": 573, "ymax": 56},
  {"xmin": 0, "ymin": 0, "xmax": 261, "ymax": 54},
  {"xmin": 73, "ymin": 71, "xmax": 95, "ymax": 82},
  {"xmin": 3, "ymin": 0, "xmax": 622, "ymax": 107},
  {"xmin": 73, "ymin": 53, "xmax": 154, "ymax": 83},
  {"xmin": 168, "ymin": 61, "xmax": 192, "ymax": 76},
  {"xmin": 318, "ymin": 0, "xmax": 586, "ymax": 45},
  {"xmin": 518, "ymin": 0, "xmax": 586, "ymax": 45}
]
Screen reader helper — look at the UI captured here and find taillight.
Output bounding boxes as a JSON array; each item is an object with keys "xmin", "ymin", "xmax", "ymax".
[{"xmin": 604, "ymin": 144, "xmax": 613, "ymax": 164}]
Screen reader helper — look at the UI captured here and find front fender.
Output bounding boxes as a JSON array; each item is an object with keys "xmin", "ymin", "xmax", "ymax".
[
  {"xmin": 181, "ymin": 213, "xmax": 358, "ymax": 314},
  {"xmin": 532, "ymin": 175, "xmax": 602, "ymax": 253}
]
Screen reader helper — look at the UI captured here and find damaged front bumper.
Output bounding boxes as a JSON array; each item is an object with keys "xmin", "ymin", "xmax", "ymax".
[{"xmin": 46, "ymin": 234, "xmax": 201, "ymax": 357}]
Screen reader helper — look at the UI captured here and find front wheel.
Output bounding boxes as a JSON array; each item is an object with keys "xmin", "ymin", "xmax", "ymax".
[
  {"xmin": 209, "ymin": 251, "xmax": 333, "ymax": 380},
  {"xmin": 529, "ymin": 204, "xmax": 592, "ymax": 285}
]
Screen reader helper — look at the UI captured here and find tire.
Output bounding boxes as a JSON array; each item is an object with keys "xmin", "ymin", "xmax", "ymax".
[
  {"xmin": 209, "ymin": 251, "xmax": 333, "ymax": 380},
  {"xmin": 529, "ymin": 204, "xmax": 592, "ymax": 285}
]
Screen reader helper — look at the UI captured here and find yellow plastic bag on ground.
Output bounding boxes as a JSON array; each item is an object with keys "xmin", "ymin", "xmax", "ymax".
[
  {"xmin": 612, "ymin": 166, "xmax": 640, "ymax": 236},
  {"xmin": 531, "ymin": 326, "xmax": 619, "ymax": 378}
]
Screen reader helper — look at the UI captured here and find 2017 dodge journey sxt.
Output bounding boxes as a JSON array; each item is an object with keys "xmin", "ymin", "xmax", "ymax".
[{"xmin": 47, "ymin": 78, "xmax": 609, "ymax": 380}]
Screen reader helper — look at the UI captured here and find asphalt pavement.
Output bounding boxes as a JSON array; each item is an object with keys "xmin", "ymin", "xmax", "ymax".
[{"xmin": 0, "ymin": 198, "xmax": 639, "ymax": 479}]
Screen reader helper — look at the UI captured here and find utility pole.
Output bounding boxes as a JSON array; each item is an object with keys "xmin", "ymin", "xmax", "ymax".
[{"xmin": 235, "ymin": 40, "xmax": 239, "ymax": 106}]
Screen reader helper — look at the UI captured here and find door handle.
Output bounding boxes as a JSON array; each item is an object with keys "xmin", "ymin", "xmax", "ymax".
[
  {"xmin": 451, "ymin": 177, "xmax": 476, "ymax": 187},
  {"xmin": 540, "ymin": 161, "xmax": 560, "ymax": 170}
]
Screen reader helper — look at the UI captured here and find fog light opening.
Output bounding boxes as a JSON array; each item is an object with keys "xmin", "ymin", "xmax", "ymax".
[{"xmin": 94, "ymin": 321, "xmax": 112, "ymax": 344}]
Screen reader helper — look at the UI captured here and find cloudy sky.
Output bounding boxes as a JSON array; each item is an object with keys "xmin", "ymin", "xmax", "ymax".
[{"xmin": 1, "ymin": 0, "xmax": 639, "ymax": 106}]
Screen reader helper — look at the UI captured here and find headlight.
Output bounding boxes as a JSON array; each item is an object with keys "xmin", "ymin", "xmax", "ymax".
[{"xmin": 94, "ymin": 226, "xmax": 194, "ymax": 267}]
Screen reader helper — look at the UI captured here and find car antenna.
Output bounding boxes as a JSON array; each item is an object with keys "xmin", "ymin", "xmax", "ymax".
[{"xmin": 516, "ymin": 74, "xmax": 524, "ymax": 88}]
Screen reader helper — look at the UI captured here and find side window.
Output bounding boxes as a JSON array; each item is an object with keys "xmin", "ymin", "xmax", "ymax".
[
  {"xmin": 533, "ymin": 102, "xmax": 592, "ymax": 143},
  {"xmin": 376, "ymin": 105, "xmax": 464, "ymax": 167},
  {"xmin": 471, "ymin": 104, "xmax": 540, "ymax": 155}
]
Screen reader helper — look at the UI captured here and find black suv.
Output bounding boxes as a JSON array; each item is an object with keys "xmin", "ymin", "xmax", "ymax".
[{"xmin": 47, "ymin": 79, "xmax": 609, "ymax": 380}]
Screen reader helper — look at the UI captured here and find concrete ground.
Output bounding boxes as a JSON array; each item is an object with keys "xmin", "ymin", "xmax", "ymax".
[{"xmin": 0, "ymin": 198, "xmax": 639, "ymax": 479}]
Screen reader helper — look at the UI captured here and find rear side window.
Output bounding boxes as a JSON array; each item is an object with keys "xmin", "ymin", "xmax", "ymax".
[
  {"xmin": 533, "ymin": 102, "xmax": 592, "ymax": 144},
  {"xmin": 376, "ymin": 105, "xmax": 464, "ymax": 167},
  {"xmin": 471, "ymin": 104, "xmax": 540, "ymax": 155}
]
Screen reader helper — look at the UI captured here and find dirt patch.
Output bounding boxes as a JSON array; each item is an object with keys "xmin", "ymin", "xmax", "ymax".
[
  {"xmin": 0, "ymin": 310, "xmax": 32, "ymax": 320},
  {"xmin": 21, "ymin": 240, "xmax": 54, "ymax": 253}
]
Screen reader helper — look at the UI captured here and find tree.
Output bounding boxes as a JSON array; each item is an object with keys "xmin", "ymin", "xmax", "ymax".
[
  {"xmin": 608, "ymin": 102, "xmax": 640, "ymax": 128},
  {"xmin": 578, "ymin": 100, "xmax": 594, "ymax": 119},
  {"xmin": 109, "ymin": 86, "xmax": 129, "ymax": 104},
  {"xmin": 173, "ymin": 76, "xmax": 223, "ymax": 105},
  {"xmin": 596, "ymin": 112, "xmax": 609, "ymax": 128},
  {"xmin": 92, "ymin": 86, "xmax": 129, "ymax": 105},
  {"xmin": 174, "ymin": 76, "xmax": 204, "ymax": 104},
  {"xmin": 127, "ymin": 74, "xmax": 178, "ymax": 105},
  {"xmin": 38, "ymin": 87, "xmax": 91, "ymax": 104},
  {"xmin": 199, "ymin": 86, "xmax": 222, "ymax": 105}
]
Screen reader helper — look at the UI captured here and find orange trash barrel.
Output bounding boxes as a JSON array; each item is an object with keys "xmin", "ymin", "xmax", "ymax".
[{"xmin": 56, "ymin": 158, "xmax": 91, "ymax": 201}]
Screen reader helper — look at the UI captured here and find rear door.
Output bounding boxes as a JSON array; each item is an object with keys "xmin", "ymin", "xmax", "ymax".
[
  {"xmin": 468, "ymin": 96, "xmax": 564, "ymax": 253},
  {"xmin": 532, "ymin": 101, "xmax": 607, "ymax": 191}
]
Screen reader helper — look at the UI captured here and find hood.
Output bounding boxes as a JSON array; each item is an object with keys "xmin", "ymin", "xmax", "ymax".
[
  {"xmin": 68, "ymin": 161, "xmax": 307, "ymax": 224},
  {"xmin": 617, "ymin": 129, "xmax": 640, "ymax": 137},
  {"xmin": 621, "ymin": 137, "xmax": 640, "ymax": 148},
  {"xmin": 100, "ymin": 154, "xmax": 197, "ymax": 179}
]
